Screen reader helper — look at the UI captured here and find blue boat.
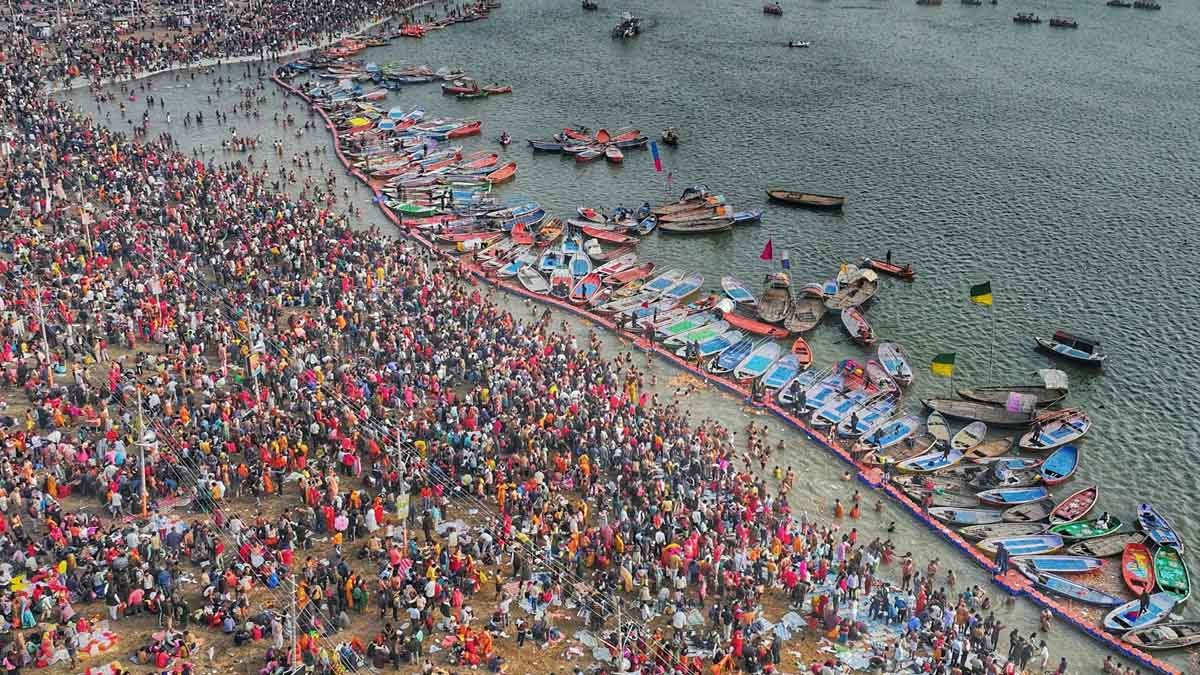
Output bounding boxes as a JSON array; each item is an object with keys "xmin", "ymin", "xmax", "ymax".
[
  {"xmin": 643, "ymin": 269, "xmax": 685, "ymax": 295},
  {"xmin": 721, "ymin": 276, "xmax": 757, "ymax": 305},
  {"xmin": 777, "ymin": 368, "xmax": 824, "ymax": 406},
  {"xmin": 676, "ymin": 328, "xmax": 745, "ymax": 358},
  {"xmin": 822, "ymin": 278, "xmax": 839, "ymax": 297},
  {"xmin": 561, "ymin": 236, "xmax": 581, "ymax": 256},
  {"xmin": 1019, "ymin": 567, "xmax": 1125, "ymax": 606},
  {"xmin": 1138, "ymin": 503, "xmax": 1184, "ymax": 551},
  {"xmin": 538, "ymin": 249, "xmax": 563, "ymax": 272},
  {"xmin": 1012, "ymin": 554, "xmax": 1104, "ymax": 574},
  {"xmin": 859, "ymin": 414, "xmax": 923, "ymax": 450},
  {"xmin": 897, "ymin": 448, "xmax": 964, "ymax": 473},
  {"xmin": 838, "ymin": 396, "xmax": 898, "ymax": 437},
  {"xmin": 527, "ymin": 139, "xmax": 564, "ymax": 151},
  {"xmin": 731, "ymin": 208, "xmax": 764, "ymax": 225},
  {"xmin": 1104, "ymin": 593, "xmax": 1177, "ymax": 632},
  {"xmin": 762, "ymin": 354, "xmax": 801, "ymax": 390},
  {"xmin": 977, "ymin": 534, "xmax": 1064, "ymax": 556},
  {"xmin": 977, "ymin": 486, "xmax": 1051, "ymax": 506},
  {"xmin": 928, "ymin": 507, "xmax": 1005, "ymax": 525},
  {"xmin": 635, "ymin": 215, "xmax": 657, "ymax": 235},
  {"xmin": 734, "ymin": 341, "xmax": 782, "ymax": 380},
  {"xmin": 662, "ymin": 272, "xmax": 704, "ymax": 300},
  {"xmin": 709, "ymin": 336, "xmax": 755, "ymax": 375},
  {"xmin": 569, "ymin": 252, "xmax": 592, "ymax": 278},
  {"xmin": 1039, "ymin": 444, "xmax": 1080, "ymax": 485}
]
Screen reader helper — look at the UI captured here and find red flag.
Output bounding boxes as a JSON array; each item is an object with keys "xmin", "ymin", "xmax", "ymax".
[{"xmin": 759, "ymin": 239, "xmax": 774, "ymax": 261}]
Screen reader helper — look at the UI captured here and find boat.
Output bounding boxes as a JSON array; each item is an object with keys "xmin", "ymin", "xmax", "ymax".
[
  {"xmin": 482, "ymin": 85, "xmax": 513, "ymax": 94},
  {"xmin": 1104, "ymin": 593, "xmax": 1176, "ymax": 632},
  {"xmin": 957, "ymin": 369, "xmax": 1069, "ymax": 407},
  {"xmin": 927, "ymin": 411, "xmax": 951, "ymax": 444},
  {"xmin": 766, "ymin": 189, "xmax": 846, "ymax": 210},
  {"xmin": 838, "ymin": 396, "xmax": 898, "ymax": 438},
  {"xmin": 549, "ymin": 268, "xmax": 574, "ymax": 298},
  {"xmin": 841, "ymin": 308, "xmax": 876, "ymax": 345},
  {"xmin": 950, "ymin": 421, "xmax": 987, "ymax": 452},
  {"xmin": 676, "ymin": 328, "xmax": 744, "ymax": 359},
  {"xmin": 857, "ymin": 414, "xmax": 923, "ymax": 452},
  {"xmin": 656, "ymin": 312, "xmax": 715, "ymax": 340},
  {"xmin": 1017, "ymin": 565, "xmax": 1124, "ymax": 606},
  {"xmin": 762, "ymin": 354, "xmax": 802, "ymax": 390},
  {"xmin": 1124, "ymin": 542, "xmax": 1157, "ymax": 594},
  {"xmin": 776, "ymin": 369, "xmax": 825, "ymax": 407},
  {"xmin": 731, "ymin": 209, "xmax": 764, "ymax": 225},
  {"xmin": 1107, "ymin": 0, "xmax": 1132, "ymax": 5},
  {"xmin": 928, "ymin": 507, "xmax": 1005, "ymax": 526},
  {"xmin": 860, "ymin": 256, "xmax": 915, "ymax": 281},
  {"xmin": 582, "ymin": 0, "xmax": 598, "ymax": 9},
  {"xmin": 1038, "ymin": 445, "xmax": 1079, "ymax": 485},
  {"xmin": 788, "ymin": 40, "xmax": 811, "ymax": 48},
  {"xmin": 1048, "ymin": 486, "xmax": 1098, "ymax": 525},
  {"xmin": 1049, "ymin": 16, "xmax": 1078, "ymax": 27},
  {"xmin": 1124, "ymin": 622, "xmax": 1200, "ymax": 651},
  {"xmin": 757, "ymin": 272, "xmax": 793, "ymax": 323},
  {"xmin": 976, "ymin": 534, "xmax": 1063, "ymax": 556},
  {"xmin": 611, "ymin": 12, "xmax": 642, "ymax": 37},
  {"xmin": 734, "ymin": 341, "xmax": 783, "ymax": 381},
  {"xmin": 575, "ymin": 147, "xmax": 604, "ymax": 163},
  {"xmin": 661, "ymin": 272, "xmax": 705, "ymax": 300},
  {"xmin": 896, "ymin": 448, "xmax": 964, "ymax": 473},
  {"xmin": 1003, "ymin": 499, "xmax": 1056, "ymax": 523},
  {"xmin": 657, "ymin": 218, "xmax": 734, "ymax": 234},
  {"xmin": 921, "ymin": 398, "xmax": 1037, "ymax": 427},
  {"xmin": 604, "ymin": 262, "xmax": 655, "ymax": 287},
  {"xmin": 791, "ymin": 337, "xmax": 812, "ymax": 369},
  {"xmin": 1034, "ymin": 330, "xmax": 1106, "ymax": 365},
  {"xmin": 716, "ymin": 300, "xmax": 791, "ymax": 338},
  {"xmin": 517, "ymin": 266, "xmax": 550, "ymax": 294},
  {"xmin": 709, "ymin": 336, "xmax": 756, "ymax": 375},
  {"xmin": 877, "ymin": 342, "xmax": 913, "ymax": 386},
  {"xmin": 605, "ymin": 146, "xmax": 624, "ymax": 163},
  {"xmin": 1067, "ymin": 532, "xmax": 1146, "ymax": 558},
  {"xmin": 1133, "ymin": 0, "xmax": 1160, "ymax": 7},
  {"xmin": 825, "ymin": 267, "xmax": 879, "ymax": 310},
  {"xmin": 1011, "ymin": 554, "xmax": 1103, "ymax": 574},
  {"xmin": 528, "ymin": 139, "xmax": 564, "ymax": 152},
  {"xmin": 763, "ymin": 2, "xmax": 783, "ymax": 13},
  {"xmin": 959, "ymin": 522, "xmax": 1046, "ymax": 541},
  {"xmin": 569, "ymin": 252, "xmax": 592, "ymax": 278},
  {"xmin": 977, "ymin": 486, "xmax": 1051, "ymax": 506},
  {"xmin": 786, "ymin": 284, "xmax": 826, "ymax": 333},
  {"xmin": 580, "ymin": 226, "xmax": 637, "ymax": 245},
  {"xmin": 661, "ymin": 127, "xmax": 680, "ymax": 145},
  {"xmin": 1012, "ymin": 12, "xmax": 1042, "ymax": 23},
  {"xmin": 569, "ymin": 272, "xmax": 603, "ymax": 304},
  {"xmin": 1155, "ymin": 546, "xmax": 1190, "ymax": 601},
  {"xmin": 642, "ymin": 269, "xmax": 686, "ymax": 296},
  {"xmin": 485, "ymin": 161, "xmax": 517, "ymax": 184},
  {"xmin": 964, "ymin": 437, "xmax": 1013, "ymax": 462},
  {"xmin": 1138, "ymin": 504, "xmax": 1184, "ymax": 551},
  {"xmin": 1019, "ymin": 409, "xmax": 1090, "ymax": 450},
  {"xmin": 664, "ymin": 319, "xmax": 730, "ymax": 349},
  {"xmin": 594, "ymin": 252, "xmax": 638, "ymax": 276},
  {"xmin": 1049, "ymin": 516, "xmax": 1122, "ymax": 541}
]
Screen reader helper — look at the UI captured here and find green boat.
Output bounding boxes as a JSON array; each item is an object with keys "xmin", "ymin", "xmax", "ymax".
[
  {"xmin": 388, "ymin": 201, "xmax": 441, "ymax": 217},
  {"xmin": 1048, "ymin": 516, "xmax": 1123, "ymax": 541},
  {"xmin": 1155, "ymin": 546, "xmax": 1191, "ymax": 602}
]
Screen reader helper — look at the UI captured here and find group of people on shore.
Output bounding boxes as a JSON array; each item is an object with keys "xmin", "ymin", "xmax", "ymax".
[{"xmin": 0, "ymin": 11, "xmax": 1086, "ymax": 675}]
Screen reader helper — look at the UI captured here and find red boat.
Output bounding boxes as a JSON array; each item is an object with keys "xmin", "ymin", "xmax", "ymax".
[
  {"xmin": 604, "ymin": 262, "xmax": 655, "ymax": 286},
  {"xmin": 511, "ymin": 221, "xmax": 533, "ymax": 245},
  {"xmin": 861, "ymin": 256, "xmax": 916, "ymax": 281},
  {"xmin": 610, "ymin": 128, "xmax": 641, "ymax": 143},
  {"xmin": 596, "ymin": 128, "xmax": 612, "ymax": 144},
  {"xmin": 581, "ymin": 226, "xmax": 637, "ymax": 245},
  {"xmin": 1123, "ymin": 543, "xmax": 1156, "ymax": 594},
  {"xmin": 1049, "ymin": 486, "xmax": 1098, "ymax": 525},
  {"xmin": 561, "ymin": 127, "xmax": 594, "ymax": 142},
  {"xmin": 447, "ymin": 121, "xmax": 483, "ymax": 138},
  {"xmin": 577, "ymin": 207, "xmax": 605, "ymax": 222},
  {"xmin": 720, "ymin": 307, "xmax": 791, "ymax": 338}
]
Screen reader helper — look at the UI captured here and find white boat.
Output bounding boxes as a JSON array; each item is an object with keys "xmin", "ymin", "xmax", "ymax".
[
  {"xmin": 877, "ymin": 342, "xmax": 913, "ymax": 386},
  {"xmin": 857, "ymin": 414, "xmax": 924, "ymax": 451},
  {"xmin": 497, "ymin": 249, "xmax": 537, "ymax": 278},
  {"xmin": 838, "ymin": 395, "xmax": 898, "ymax": 438},
  {"xmin": 721, "ymin": 275, "xmax": 757, "ymax": 305},
  {"xmin": 777, "ymin": 368, "xmax": 826, "ymax": 406},
  {"xmin": 1019, "ymin": 410, "xmax": 1091, "ymax": 451},
  {"xmin": 663, "ymin": 319, "xmax": 728, "ymax": 347},
  {"xmin": 927, "ymin": 411, "xmax": 951, "ymax": 444},
  {"xmin": 583, "ymin": 238, "xmax": 604, "ymax": 259},
  {"xmin": 897, "ymin": 448, "xmax": 965, "ymax": 472},
  {"xmin": 642, "ymin": 268, "xmax": 686, "ymax": 295},
  {"xmin": 761, "ymin": 354, "xmax": 802, "ymax": 390},
  {"xmin": 951, "ymin": 421, "xmax": 988, "ymax": 451},
  {"xmin": 733, "ymin": 341, "xmax": 783, "ymax": 380},
  {"xmin": 517, "ymin": 266, "xmax": 550, "ymax": 294},
  {"xmin": 595, "ymin": 252, "xmax": 638, "ymax": 276},
  {"xmin": 788, "ymin": 40, "xmax": 811, "ymax": 48}
]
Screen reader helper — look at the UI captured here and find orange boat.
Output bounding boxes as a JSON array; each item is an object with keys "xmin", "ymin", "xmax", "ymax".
[
  {"xmin": 861, "ymin": 256, "xmax": 916, "ymax": 281},
  {"xmin": 792, "ymin": 337, "xmax": 813, "ymax": 368},
  {"xmin": 486, "ymin": 161, "xmax": 517, "ymax": 184},
  {"xmin": 447, "ymin": 121, "xmax": 483, "ymax": 138},
  {"xmin": 604, "ymin": 262, "xmax": 654, "ymax": 286},
  {"xmin": 718, "ymin": 304, "xmax": 790, "ymax": 338},
  {"xmin": 596, "ymin": 128, "xmax": 611, "ymax": 144},
  {"xmin": 1123, "ymin": 543, "xmax": 1156, "ymax": 594},
  {"xmin": 511, "ymin": 221, "xmax": 533, "ymax": 245},
  {"xmin": 581, "ymin": 226, "xmax": 636, "ymax": 245}
]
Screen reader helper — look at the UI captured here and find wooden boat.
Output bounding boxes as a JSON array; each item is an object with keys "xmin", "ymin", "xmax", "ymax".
[
  {"xmin": 1011, "ymin": 554, "xmax": 1103, "ymax": 574},
  {"xmin": 1124, "ymin": 622, "xmax": 1200, "ymax": 651},
  {"xmin": 734, "ymin": 341, "xmax": 783, "ymax": 380},
  {"xmin": 922, "ymin": 398, "xmax": 1036, "ymax": 427},
  {"xmin": 766, "ymin": 189, "xmax": 846, "ymax": 210},
  {"xmin": 956, "ymin": 384, "xmax": 1067, "ymax": 407},
  {"xmin": 569, "ymin": 272, "xmax": 603, "ymax": 304},
  {"xmin": 709, "ymin": 336, "xmax": 756, "ymax": 375},
  {"xmin": 1003, "ymin": 499, "xmax": 1056, "ymax": 523},
  {"xmin": 652, "ymin": 187, "xmax": 718, "ymax": 215},
  {"xmin": 897, "ymin": 448, "xmax": 963, "ymax": 473},
  {"xmin": 841, "ymin": 307, "xmax": 876, "ymax": 345},
  {"xmin": 1155, "ymin": 546, "xmax": 1190, "ymax": 601},
  {"xmin": 1104, "ymin": 593, "xmax": 1176, "ymax": 633},
  {"xmin": 1038, "ymin": 445, "xmax": 1079, "ymax": 485},
  {"xmin": 786, "ymin": 284, "xmax": 826, "ymax": 333},
  {"xmin": 860, "ymin": 256, "xmax": 915, "ymax": 281},
  {"xmin": 791, "ymin": 338, "xmax": 812, "ymax": 369},
  {"xmin": 977, "ymin": 486, "xmax": 1050, "ymax": 506},
  {"xmin": 485, "ymin": 161, "xmax": 517, "ymax": 183},
  {"xmin": 1124, "ymin": 542, "xmax": 1157, "ymax": 594},
  {"xmin": 1017, "ymin": 565, "xmax": 1124, "ymax": 607},
  {"xmin": 1049, "ymin": 516, "xmax": 1122, "ymax": 541},
  {"xmin": 1019, "ymin": 409, "xmax": 1091, "ymax": 451},
  {"xmin": 762, "ymin": 354, "xmax": 802, "ymax": 390},
  {"xmin": 926, "ymin": 411, "xmax": 950, "ymax": 444},
  {"xmin": 657, "ymin": 217, "xmax": 734, "ymax": 234},
  {"xmin": 721, "ymin": 276, "xmax": 757, "ymax": 305},
  {"xmin": 605, "ymin": 146, "xmax": 624, "ymax": 163},
  {"xmin": 965, "ymin": 437, "xmax": 1013, "ymax": 462},
  {"xmin": 959, "ymin": 522, "xmax": 1045, "ymax": 541},
  {"xmin": 877, "ymin": 342, "xmax": 913, "ymax": 386},
  {"xmin": 950, "ymin": 421, "xmax": 987, "ymax": 452},
  {"xmin": 517, "ymin": 266, "xmax": 550, "ymax": 294},
  {"xmin": 928, "ymin": 507, "xmax": 1005, "ymax": 526},
  {"xmin": 825, "ymin": 267, "xmax": 879, "ymax": 310},
  {"xmin": 756, "ymin": 273, "xmax": 792, "ymax": 323},
  {"xmin": 482, "ymin": 85, "xmax": 512, "ymax": 94},
  {"xmin": 1049, "ymin": 486, "xmax": 1098, "ymax": 525},
  {"xmin": 1067, "ymin": 532, "xmax": 1146, "ymax": 558},
  {"xmin": 1034, "ymin": 330, "xmax": 1106, "ymax": 365},
  {"xmin": 1138, "ymin": 503, "xmax": 1184, "ymax": 551},
  {"xmin": 976, "ymin": 534, "xmax": 1063, "ymax": 556},
  {"xmin": 716, "ymin": 300, "xmax": 791, "ymax": 338}
]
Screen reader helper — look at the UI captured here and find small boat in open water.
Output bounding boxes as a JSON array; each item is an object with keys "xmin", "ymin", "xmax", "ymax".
[
  {"xmin": 766, "ymin": 189, "xmax": 846, "ymax": 210},
  {"xmin": 1034, "ymin": 330, "xmax": 1106, "ymax": 365}
]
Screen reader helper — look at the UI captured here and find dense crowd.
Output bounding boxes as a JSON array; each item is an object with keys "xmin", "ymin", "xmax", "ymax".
[{"xmin": 0, "ymin": 12, "xmax": 1093, "ymax": 675}]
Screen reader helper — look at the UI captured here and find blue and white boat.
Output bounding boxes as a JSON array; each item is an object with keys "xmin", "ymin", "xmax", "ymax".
[
  {"xmin": 897, "ymin": 448, "xmax": 964, "ymax": 473},
  {"xmin": 837, "ymin": 396, "xmax": 898, "ymax": 438},
  {"xmin": 858, "ymin": 414, "xmax": 923, "ymax": 451},
  {"xmin": 497, "ymin": 250, "xmax": 537, "ymax": 278},
  {"xmin": 1104, "ymin": 593, "xmax": 1176, "ymax": 632},
  {"xmin": 709, "ymin": 336, "xmax": 756, "ymax": 375},
  {"xmin": 662, "ymin": 272, "xmax": 705, "ymax": 300},
  {"xmin": 1035, "ymin": 330, "xmax": 1106, "ymax": 366},
  {"xmin": 977, "ymin": 534, "xmax": 1064, "ymax": 556},
  {"xmin": 721, "ymin": 276, "xmax": 757, "ymax": 305},
  {"xmin": 1039, "ymin": 444, "xmax": 1080, "ymax": 485},
  {"xmin": 1019, "ymin": 566, "xmax": 1124, "ymax": 606},
  {"xmin": 801, "ymin": 359, "xmax": 863, "ymax": 411},
  {"xmin": 761, "ymin": 354, "xmax": 802, "ymax": 390},
  {"xmin": 676, "ymin": 328, "xmax": 745, "ymax": 358},
  {"xmin": 664, "ymin": 320, "xmax": 729, "ymax": 348},
  {"xmin": 977, "ymin": 486, "xmax": 1052, "ymax": 506},
  {"xmin": 657, "ymin": 312, "xmax": 716, "ymax": 340},
  {"xmin": 569, "ymin": 251, "xmax": 592, "ymax": 278},
  {"xmin": 538, "ymin": 249, "xmax": 564, "ymax": 272},
  {"xmin": 635, "ymin": 215, "xmax": 657, "ymax": 235},
  {"xmin": 734, "ymin": 341, "xmax": 782, "ymax": 380},
  {"xmin": 731, "ymin": 208, "xmax": 764, "ymax": 225},
  {"xmin": 1012, "ymin": 555, "xmax": 1104, "ymax": 574},
  {"xmin": 877, "ymin": 342, "xmax": 914, "ymax": 386},
  {"xmin": 642, "ymin": 269, "xmax": 685, "ymax": 296},
  {"xmin": 1139, "ymin": 503, "xmax": 1184, "ymax": 551},
  {"xmin": 777, "ymin": 368, "xmax": 825, "ymax": 406},
  {"xmin": 1019, "ymin": 410, "xmax": 1091, "ymax": 451},
  {"xmin": 928, "ymin": 507, "xmax": 1006, "ymax": 526},
  {"xmin": 561, "ymin": 236, "xmax": 581, "ymax": 256}
]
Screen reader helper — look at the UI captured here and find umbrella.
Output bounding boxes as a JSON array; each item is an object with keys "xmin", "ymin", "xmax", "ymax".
[
  {"xmin": 334, "ymin": 515, "xmax": 349, "ymax": 531},
  {"xmin": 348, "ymin": 117, "xmax": 370, "ymax": 128}
]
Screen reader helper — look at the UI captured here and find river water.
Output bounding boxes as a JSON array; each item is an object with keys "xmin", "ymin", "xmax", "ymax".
[{"xmin": 59, "ymin": 0, "xmax": 1200, "ymax": 667}]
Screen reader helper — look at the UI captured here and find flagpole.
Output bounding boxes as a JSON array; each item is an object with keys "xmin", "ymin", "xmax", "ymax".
[{"xmin": 989, "ymin": 304, "xmax": 997, "ymax": 382}]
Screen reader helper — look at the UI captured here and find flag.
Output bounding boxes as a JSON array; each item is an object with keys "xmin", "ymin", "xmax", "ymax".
[
  {"xmin": 969, "ymin": 281, "xmax": 993, "ymax": 306},
  {"xmin": 930, "ymin": 353, "xmax": 956, "ymax": 378},
  {"xmin": 781, "ymin": 250, "xmax": 791, "ymax": 270},
  {"xmin": 649, "ymin": 141, "xmax": 663, "ymax": 172},
  {"xmin": 759, "ymin": 239, "xmax": 773, "ymax": 261}
]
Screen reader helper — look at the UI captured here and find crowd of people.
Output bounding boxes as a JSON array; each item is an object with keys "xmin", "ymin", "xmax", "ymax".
[{"xmin": 0, "ymin": 9, "xmax": 1091, "ymax": 675}]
